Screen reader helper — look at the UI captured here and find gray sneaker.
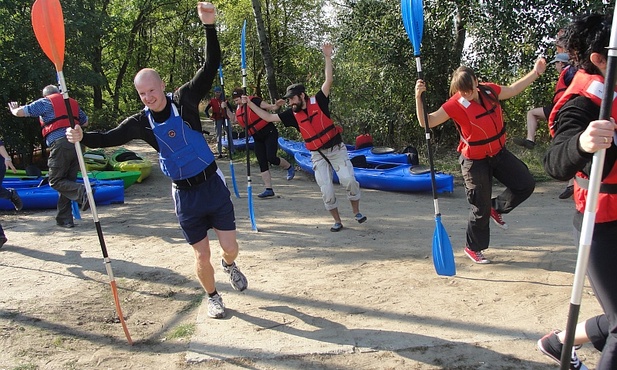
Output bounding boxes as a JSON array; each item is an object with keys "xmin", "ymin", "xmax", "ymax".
[
  {"xmin": 207, "ymin": 294, "xmax": 226, "ymax": 319},
  {"xmin": 222, "ymin": 260, "xmax": 248, "ymax": 291}
]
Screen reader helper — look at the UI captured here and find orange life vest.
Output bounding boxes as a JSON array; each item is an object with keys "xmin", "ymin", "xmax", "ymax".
[
  {"xmin": 235, "ymin": 96, "xmax": 269, "ymax": 136},
  {"xmin": 549, "ymin": 70, "xmax": 617, "ymax": 223},
  {"xmin": 441, "ymin": 83, "xmax": 506, "ymax": 160},
  {"xmin": 293, "ymin": 96, "xmax": 342, "ymax": 151},
  {"xmin": 40, "ymin": 93, "xmax": 80, "ymax": 137}
]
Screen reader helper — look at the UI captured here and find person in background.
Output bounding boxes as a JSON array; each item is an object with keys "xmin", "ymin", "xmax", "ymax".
[
  {"xmin": 0, "ymin": 139, "xmax": 23, "ymax": 248},
  {"xmin": 8, "ymin": 85, "xmax": 89, "ymax": 228},
  {"xmin": 242, "ymin": 42, "xmax": 367, "ymax": 232},
  {"xmin": 204, "ymin": 86, "xmax": 226, "ymax": 158},
  {"xmin": 415, "ymin": 57, "xmax": 546, "ymax": 264},
  {"xmin": 229, "ymin": 87, "xmax": 295, "ymax": 198},
  {"xmin": 543, "ymin": 13, "xmax": 617, "ymax": 369},
  {"xmin": 66, "ymin": 2, "xmax": 247, "ymax": 320},
  {"xmin": 355, "ymin": 126, "xmax": 374, "ymax": 150}
]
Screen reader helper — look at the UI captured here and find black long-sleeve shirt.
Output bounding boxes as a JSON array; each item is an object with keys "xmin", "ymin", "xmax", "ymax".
[
  {"xmin": 544, "ymin": 95, "xmax": 617, "ymax": 228},
  {"xmin": 82, "ymin": 24, "xmax": 220, "ymax": 152}
]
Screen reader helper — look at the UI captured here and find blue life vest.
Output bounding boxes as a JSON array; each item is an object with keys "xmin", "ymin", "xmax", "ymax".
[{"xmin": 146, "ymin": 100, "xmax": 214, "ymax": 180}]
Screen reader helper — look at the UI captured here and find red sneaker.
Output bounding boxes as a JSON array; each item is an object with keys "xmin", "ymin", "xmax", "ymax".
[
  {"xmin": 490, "ymin": 208, "xmax": 508, "ymax": 230},
  {"xmin": 464, "ymin": 246, "xmax": 491, "ymax": 264}
]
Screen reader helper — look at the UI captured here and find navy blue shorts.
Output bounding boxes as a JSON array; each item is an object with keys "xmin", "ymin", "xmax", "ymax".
[{"xmin": 173, "ymin": 171, "xmax": 235, "ymax": 244}]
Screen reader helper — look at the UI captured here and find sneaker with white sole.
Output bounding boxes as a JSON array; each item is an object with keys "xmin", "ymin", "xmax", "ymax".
[
  {"xmin": 490, "ymin": 208, "xmax": 508, "ymax": 230},
  {"xmin": 537, "ymin": 330, "xmax": 588, "ymax": 370},
  {"xmin": 464, "ymin": 246, "xmax": 491, "ymax": 264},
  {"xmin": 222, "ymin": 260, "xmax": 248, "ymax": 291},
  {"xmin": 286, "ymin": 165, "xmax": 295, "ymax": 180},
  {"xmin": 355, "ymin": 213, "xmax": 367, "ymax": 223},
  {"xmin": 207, "ymin": 294, "xmax": 226, "ymax": 319},
  {"xmin": 9, "ymin": 189, "xmax": 22, "ymax": 211}
]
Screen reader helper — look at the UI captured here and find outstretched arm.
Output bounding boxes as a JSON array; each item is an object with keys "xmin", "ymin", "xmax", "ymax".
[
  {"xmin": 244, "ymin": 96, "xmax": 281, "ymax": 123},
  {"xmin": 7, "ymin": 102, "xmax": 26, "ymax": 117},
  {"xmin": 321, "ymin": 43, "xmax": 333, "ymax": 97},
  {"xmin": 499, "ymin": 57, "xmax": 547, "ymax": 100}
]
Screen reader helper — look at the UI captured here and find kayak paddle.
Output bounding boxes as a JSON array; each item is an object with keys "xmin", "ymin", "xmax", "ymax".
[{"xmin": 401, "ymin": 0, "xmax": 455, "ymax": 276}]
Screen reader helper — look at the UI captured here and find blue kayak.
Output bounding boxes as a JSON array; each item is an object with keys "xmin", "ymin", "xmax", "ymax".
[
  {"xmin": 0, "ymin": 179, "xmax": 125, "ymax": 210},
  {"xmin": 294, "ymin": 151, "xmax": 454, "ymax": 193},
  {"xmin": 278, "ymin": 137, "xmax": 412, "ymax": 164},
  {"xmin": 222, "ymin": 136, "xmax": 255, "ymax": 151}
]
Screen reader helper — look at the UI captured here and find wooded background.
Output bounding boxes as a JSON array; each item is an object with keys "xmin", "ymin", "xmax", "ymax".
[{"xmin": 0, "ymin": 0, "xmax": 610, "ymax": 167}]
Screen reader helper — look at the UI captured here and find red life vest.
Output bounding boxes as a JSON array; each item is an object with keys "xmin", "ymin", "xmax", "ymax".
[
  {"xmin": 40, "ymin": 93, "xmax": 80, "ymax": 137},
  {"xmin": 293, "ymin": 96, "xmax": 342, "ymax": 151},
  {"xmin": 355, "ymin": 134, "xmax": 373, "ymax": 149},
  {"xmin": 549, "ymin": 70, "xmax": 617, "ymax": 223},
  {"xmin": 552, "ymin": 65, "xmax": 572, "ymax": 104},
  {"xmin": 235, "ymin": 96, "xmax": 269, "ymax": 136},
  {"xmin": 208, "ymin": 98, "xmax": 224, "ymax": 120},
  {"xmin": 549, "ymin": 70, "xmax": 617, "ymax": 137},
  {"xmin": 441, "ymin": 83, "xmax": 506, "ymax": 160}
]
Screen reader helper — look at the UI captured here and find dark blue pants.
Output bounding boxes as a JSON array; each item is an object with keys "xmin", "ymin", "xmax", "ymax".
[{"xmin": 459, "ymin": 148, "xmax": 535, "ymax": 251}]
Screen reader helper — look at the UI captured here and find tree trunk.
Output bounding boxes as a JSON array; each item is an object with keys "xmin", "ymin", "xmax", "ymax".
[{"xmin": 250, "ymin": 0, "xmax": 279, "ymax": 101}]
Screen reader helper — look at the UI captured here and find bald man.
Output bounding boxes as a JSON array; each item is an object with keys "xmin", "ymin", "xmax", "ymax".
[{"xmin": 66, "ymin": 2, "xmax": 247, "ymax": 320}]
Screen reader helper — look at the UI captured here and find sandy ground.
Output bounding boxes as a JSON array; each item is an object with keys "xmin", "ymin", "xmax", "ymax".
[{"xmin": 0, "ymin": 129, "xmax": 605, "ymax": 370}]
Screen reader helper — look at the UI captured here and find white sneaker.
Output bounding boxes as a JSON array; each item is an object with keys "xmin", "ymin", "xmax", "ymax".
[{"xmin": 207, "ymin": 294, "xmax": 225, "ymax": 319}]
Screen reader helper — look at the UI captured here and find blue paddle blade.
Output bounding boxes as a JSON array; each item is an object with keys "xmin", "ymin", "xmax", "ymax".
[
  {"xmin": 218, "ymin": 63, "xmax": 223, "ymax": 80},
  {"xmin": 247, "ymin": 184, "xmax": 257, "ymax": 231},
  {"xmin": 241, "ymin": 20, "xmax": 247, "ymax": 69},
  {"xmin": 432, "ymin": 215, "xmax": 456, "ymax": 276},
  {"xmin": 71, "ymin": 200, "xmax": 81, "ymax": 220},
  {"xmin": 401, "ymin": 0, "xmax": 424, "ymax": 56},
  {"xmin": 230, "ymin": 162, "xmax": 240, "ymax": 198}
]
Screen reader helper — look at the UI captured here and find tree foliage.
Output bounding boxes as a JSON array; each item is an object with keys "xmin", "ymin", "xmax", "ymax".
[{"xmin": 0, "ymin": 0, "xmax": 612, "ymax": 165}]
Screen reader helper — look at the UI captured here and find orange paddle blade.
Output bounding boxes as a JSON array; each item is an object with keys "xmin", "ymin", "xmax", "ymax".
[{"xmin": 31, "ymin": 0, "xmax": 65, "ymax": 71}]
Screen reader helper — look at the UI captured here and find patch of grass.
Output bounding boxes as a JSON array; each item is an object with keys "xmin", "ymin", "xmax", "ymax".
[
  {"xmin": 167, "ymin": 323, "xmax": 196, "ymax": 340},
  {"xmin": 12, "ymin": 364, "xmax": 38, "ymax": 370}
]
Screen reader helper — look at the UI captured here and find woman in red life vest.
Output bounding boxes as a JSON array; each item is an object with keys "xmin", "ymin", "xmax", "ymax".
[
  {"xmin": 415, "ymin": 58, "xmax": 546, "ymax": 264},
  {"xmin": 229, "ymin": 88, "xmax": 295, "ymax": 198},
  {"xmin": 544, "ymin": 13, "xmax": 617, "ymax": 369}
]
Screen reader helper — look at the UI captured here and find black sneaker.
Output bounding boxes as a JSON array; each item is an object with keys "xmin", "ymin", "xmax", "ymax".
[
  {"xmin": 537, "ymin": 330, "xmax": 588, "ymax": 370},
  {"xmin": 0, "ymin": 235, "xmax": 7, "ymax": 249},
  {"xmin": 9, "ymin": 189, "xmax": 23, "ymax": 211},
  {"xmin": 79, "ymin": 188, "xmax": 95, "ymax": 211},
  {"xmin": 56, "ymin": 221, "xmax": 75, "ymax": 228},
  {"xmin": 559, "ymin": 185, "xmax": 574, "ymax": 199},
  {"xmin": 513, "ymin": 137, "xmax": 536, "ymax": 149}
]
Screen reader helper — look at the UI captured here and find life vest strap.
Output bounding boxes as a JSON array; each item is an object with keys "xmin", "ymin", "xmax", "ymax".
[{"xmin": 575, "ymin": 175, "xmax": 617, "ymax": 194}]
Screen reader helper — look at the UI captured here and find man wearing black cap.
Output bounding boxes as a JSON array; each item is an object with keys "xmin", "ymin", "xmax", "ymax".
[{"xmin": 243, "ymin": 42, "xmax": 367, "ymax": 232}]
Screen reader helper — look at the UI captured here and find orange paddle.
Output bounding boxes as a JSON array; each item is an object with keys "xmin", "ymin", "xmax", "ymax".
[{"xmin": 31, "ymin": 0, "xmax": 132, "ymax": 345}]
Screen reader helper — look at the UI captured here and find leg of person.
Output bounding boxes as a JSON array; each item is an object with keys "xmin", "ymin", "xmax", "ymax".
[
  {"xmin": 264, "ymin": 129, "xmax": 294, "ymax": 181},
  {"xmin": 254, "ymin": 138, "xmax": 274, "ymax": 198},
  {"xmin": 329, "ymin": 145, "xmax": 365, "ymax": 224},
  {"xmin": 216, "ymin": 119, "xmax": 224, "ymax": 157},
  {"xmin": 460, "ymin": 155, "xmax": 492, "ymax": 263},
  {"xmin": 191, "ymin": 236, "xmax": 225, "ymax": 318},
  {"xmin": 0, "ymin": 163, "xmax": 22, "ymax": 211},
  {"xmin": 48, "ymin": 138, "xmax": 88, "ymax": 217},
  {"xmin": 0, "ymin": 223, "xmax": 7, "ymax": 249},
  {"xmin": 215, "ymin": 229, "xmax": 247, "ymax": 292},
  {"xmin": 491, "ymin": 149, "xmax": 536, "ymax": 218},
  {"xmin": 585, "ymin": 314, "xmax": 609, "ymax": 351},
  {"xmin": 538, "ymin": 326, "xmax": 588, "ymax": 370},
  {"xmin": 581, "ymin": 224, "xmax": 617, "ymax": 369},
  {"xmin": 310, "ymin": 150, "xmax": 340, "ymax": 231}
]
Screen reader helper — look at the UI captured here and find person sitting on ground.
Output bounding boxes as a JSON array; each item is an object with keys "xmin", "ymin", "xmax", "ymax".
[
  {"xmin": 513, "ymin": 53, "xmax": 576, "ymax": 150},
  {"xmin": 355, "ymin": 127, "xmax": 373, "ymax": 150}
]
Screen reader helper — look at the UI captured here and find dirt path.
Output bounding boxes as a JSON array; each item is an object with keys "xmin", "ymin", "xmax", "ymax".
[{"xmin": 0, "ymin": 137, "xmax": 604, "ymax": 370}]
